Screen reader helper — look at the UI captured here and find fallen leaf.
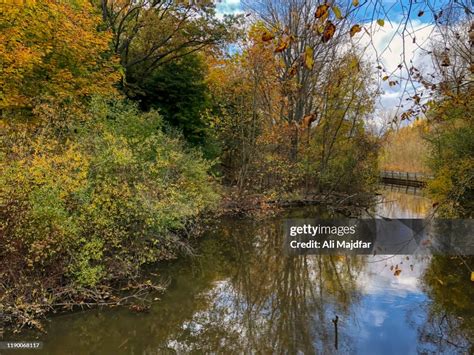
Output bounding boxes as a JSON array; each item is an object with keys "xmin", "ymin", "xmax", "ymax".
[
  {"xmin": 377, "ymin": 19, "xmax": 385, "ymax": 27},
  {"xmin": 394, "ymin": 269, "xmax": 402, "ymax": 276}
]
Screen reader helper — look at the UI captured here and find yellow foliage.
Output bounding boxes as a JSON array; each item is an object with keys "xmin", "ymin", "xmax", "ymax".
[
  {"xmin": 0, "ymin": 0, "xmax": 120, "ymax": 116},
  {"xmin": 380, "ymin": 122, "xmax": 431, "ymax": 174}
]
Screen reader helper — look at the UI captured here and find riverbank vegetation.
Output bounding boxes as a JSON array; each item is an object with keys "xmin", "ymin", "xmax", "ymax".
[
  {"xmin": 380, "ymin": 16, "xmax": 473, "ymax": 217},
  {"xmin": 1, "ymin": 0, "xmax": 472, "ymax": 331}
]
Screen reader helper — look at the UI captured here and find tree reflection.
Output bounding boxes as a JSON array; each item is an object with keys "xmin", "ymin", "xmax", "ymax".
[
  {"xmin": 417, "ymin": 256, "xmax": 474, "ymax": 353},
  {"xmin": 375, "ymin": 186, "xmax": 432, "ymax": 218},
  {"xmin": 23, "ymin": 207, "xmax": 474, "ymax": 354},
  {"xmin": 157, "ymin": 217, "xmax": 367, "ymax": 353}
]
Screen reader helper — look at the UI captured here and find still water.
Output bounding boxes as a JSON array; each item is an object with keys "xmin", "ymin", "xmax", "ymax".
[{"xmin": 5, "ymin": 186, "xmax": 474, "ymax": 354}]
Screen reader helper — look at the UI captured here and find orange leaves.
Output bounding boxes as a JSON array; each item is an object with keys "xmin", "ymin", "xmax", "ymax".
[
  {"xmin": 0, "ymin": 0, "xmax": 119, "ymax": 114},
  {"xmin": 350, "ymin": 24, "xmax": 362, "ymax": 37},
  {"xmin": 274, "ymin": 34, "xmax": 292, "ymax": 53},
  {"xmin": 321, "ymin": 21, "xmax": 336, "ymax": 43},
  {"xmin": 274, "ymin": 39, "xmax": 288, "ymax": 52},
  {"xmin": 390, "ymin": 264, "xmax": 401, "ymax": 276},
  {"xmin": 261, "ymin": 30, "xmax": 275, "ymax": 42},
  {"xmin": 288, "ymin": 64, "xmax": 298, "ymax": 78},
  {"xmin": 302, "ymin": 113, "xmax": 317, "ymax": 128},
  {"xmin": 315, "ymin": 4, "xmax": 329, "ymax": 19},
  {"xmin": 315, "ymin": 3, "xmax": 343, "ymax": 22},
  {"xmin": 314, "ymin": 4, "xmax": 338, "ymax": 43},
  {"xmin": 260, "ymin": 28, "xmax": 292, "ymax": 54}
]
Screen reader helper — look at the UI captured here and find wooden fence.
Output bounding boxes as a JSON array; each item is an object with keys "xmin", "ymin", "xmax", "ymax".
[{"xmin": 380, "ymin": 171, "xmax": 433, "ymax": 187}]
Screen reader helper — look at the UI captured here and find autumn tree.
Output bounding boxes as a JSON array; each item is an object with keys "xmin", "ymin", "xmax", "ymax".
[
  {"xmin": 0, "ymin": 0, "xmax": 119, "ymax": 120},
  {"xmin": 98, "ymin": 0, "xmax": 240, "ymax": 96},
  {"xmin": 417, "ymin": 9, "xmax": 473, "ymax": 217},
  {"xmin": 1, "ymin": 0, "xmax": 221, "ymax": 330},
  {"xmin": 379, "ymin": 121, "xmax": 431, "ymax": 174},
  {"xmin": 243, "ymin": 0, "xmax": 359, "ymax": 161},
  {"xmin": 208, "ymin": 15, "xmax": 378, "ymax": 196}
]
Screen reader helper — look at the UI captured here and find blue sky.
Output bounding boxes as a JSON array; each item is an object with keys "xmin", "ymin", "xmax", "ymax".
[
  {"xmin": 216, "ymin": 0, "xmax": 448, "ymax": 22},
  {"xmin": 215, "ymin": 1, "xmax": 455, "ymax": 117}
]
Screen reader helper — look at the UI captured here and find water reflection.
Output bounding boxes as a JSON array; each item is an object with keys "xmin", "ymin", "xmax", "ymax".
[
  {"xmin": 376, "ymin": 184, "xmax": 432, "ymax": 218},
  {"xmin": 6, "ymin": 187, "xmax": 472, "ymax": 354},
  {"xmin": 418, "ymin": 255, "xmax": 474, "ymax": 353}
]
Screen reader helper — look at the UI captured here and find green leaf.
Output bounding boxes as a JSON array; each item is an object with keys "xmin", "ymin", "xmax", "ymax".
[{"xmin": 332, "ymin": 6, "xmax": 342, "ymax": 20}]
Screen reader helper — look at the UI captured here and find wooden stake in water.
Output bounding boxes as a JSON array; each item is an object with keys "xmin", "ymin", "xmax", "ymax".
[{"xmin": 332, "ymin": 315, "xmax": 339, "ymax": 350}]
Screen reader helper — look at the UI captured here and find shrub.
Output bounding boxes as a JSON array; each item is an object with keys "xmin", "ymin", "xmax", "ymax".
[{"xmin": 1, "ymin": 99, "xmax": 219, "ymax": 290}]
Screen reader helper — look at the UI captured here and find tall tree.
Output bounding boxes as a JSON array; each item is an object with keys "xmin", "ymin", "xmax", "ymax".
[
  {"xmin": 243, "ymin": 0, "xmax": 359, "ymax": 160},
  {"xmin": 137, "ymin": 54, "xmax": 213, "ymax": 151},
  {"xmin": 99, "ymin": 0, "xmax": 240, "ymax": 96}
]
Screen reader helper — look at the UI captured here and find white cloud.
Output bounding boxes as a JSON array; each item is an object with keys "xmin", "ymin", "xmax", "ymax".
[
  {"xmin": 356, "ymin": 20, "xmax": 436, "ymax": 114},
  {"xmin": 216, "ymin": 0, "xmax": 243, "ymax": 17},
  {"xmin": 360, "ymin": 20, "xmax": 434, "ymax": 110}
]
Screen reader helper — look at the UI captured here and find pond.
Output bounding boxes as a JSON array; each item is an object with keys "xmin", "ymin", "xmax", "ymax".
[{"xmin": 5, "ymin": 186, "xmax": 473, "ymax": 354}]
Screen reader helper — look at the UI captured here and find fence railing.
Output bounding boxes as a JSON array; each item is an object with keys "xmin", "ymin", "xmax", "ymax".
[{"xmin": 380, "ymin": 171, "xmax": 433, "ymax": 187}]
